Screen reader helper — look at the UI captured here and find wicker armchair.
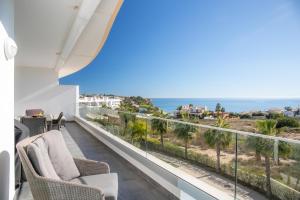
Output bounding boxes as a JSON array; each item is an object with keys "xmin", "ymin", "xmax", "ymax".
[{"xmin": 16, "ymin": 135, "xmax": 118, "ymax": 200}]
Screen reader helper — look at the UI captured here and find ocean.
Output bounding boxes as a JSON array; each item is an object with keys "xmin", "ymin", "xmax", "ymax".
[{"xmin": 151, "ymin": 98, "xmax": 300, "ymax": 113}]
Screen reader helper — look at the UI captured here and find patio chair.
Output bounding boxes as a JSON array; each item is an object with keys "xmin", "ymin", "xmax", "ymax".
[
  {"xmin": 21, "ymin": 117, "xmax": 47, "ymax": 136},
  {"xmin": 16, "ymin": 130, "xmax": 118, "ymax": 200},
  {"xmin": 51, "ymin": 112, "xmax": 63, "ymax": 130}
]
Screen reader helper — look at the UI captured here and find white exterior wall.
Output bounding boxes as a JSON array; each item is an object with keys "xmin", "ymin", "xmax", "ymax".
[
  {"xmin": 15, "ymin": 67, "xmax": 78, "ymax": 120},
  {"xmin": 0, "ymin": 0, "xmax": 15, "ymax": 199}
]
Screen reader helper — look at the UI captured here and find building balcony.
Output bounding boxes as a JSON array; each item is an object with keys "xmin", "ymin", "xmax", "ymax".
[
  {"xmin": 16, "ymin": 106, "xmax": 300, "ymax": 200},
  {"xmin": 16, "ymin": 122, "xmax": 177, "ymax": 200},
  {"xmin": 14, "ymin": 105, "xmax": 300, "ymax": 200},
  {"xmin": 70, "ymin": 106, "xmax": 299, "ymax": 200},
  {"xmin": 3, "ymin": 0, "xmax": 299, "ymax": 199}
]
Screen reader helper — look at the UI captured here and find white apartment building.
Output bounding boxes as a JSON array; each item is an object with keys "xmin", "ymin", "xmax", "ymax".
[{"xmin": 79, "ymin": 95, "xmax": 122, "ymax": 109}]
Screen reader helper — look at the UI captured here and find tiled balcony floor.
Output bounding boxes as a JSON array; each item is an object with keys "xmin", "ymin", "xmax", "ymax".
[{"xmin": 16, "ymin": 122, "xmax": 177, "ymax": 200}]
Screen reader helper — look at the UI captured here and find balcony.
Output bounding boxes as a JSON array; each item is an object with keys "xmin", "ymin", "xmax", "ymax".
[
  {"xmin": 16, "ymin": 122, "xmax": 177, "ymax": 200},
  {"xmin": 14, "ymin": 105, "xmax": 300, "ymax": 200},
  {"xmin": 2, "ymin": 1, "xmax": 298, "ymax": 200},
  {"xmin": 71, "ymin": 105, "xmax": 300, "ymax": 200}
]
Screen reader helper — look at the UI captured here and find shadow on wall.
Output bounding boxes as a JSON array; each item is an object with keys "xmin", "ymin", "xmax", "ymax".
[
  {"xmin": 0, "ymin": 151, "xmax": 10, "ymax": 200},
  {"xmin": 15, "ymin": 84, "xmax": 78, "ymax": 121}
]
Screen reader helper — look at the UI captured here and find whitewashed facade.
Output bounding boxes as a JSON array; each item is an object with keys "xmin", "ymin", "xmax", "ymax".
[{"xmin": 79, "ymin": 96, "xmax": 122, "ymax": 109}]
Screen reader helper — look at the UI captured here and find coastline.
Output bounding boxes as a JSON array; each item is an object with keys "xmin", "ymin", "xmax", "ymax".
[{"xmin": 151, "ymin": 98, "xmax": 300, "ymax": 113}]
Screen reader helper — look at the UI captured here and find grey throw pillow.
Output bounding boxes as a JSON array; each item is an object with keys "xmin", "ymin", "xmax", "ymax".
[
  {"xmin": 43, "ymin": 130, "xmax": 80, "ymax": 180},
  {"xmin": 27, "ymin": 138, "xmax": 60, "ymax": 180}
]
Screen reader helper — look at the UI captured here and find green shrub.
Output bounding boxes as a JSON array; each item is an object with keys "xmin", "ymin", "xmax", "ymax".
[
  {"xmin": 252, "ymin": 112, "xmax": 265, "ymax": 117},
  {"xmin": 188, "ymin": 150, "xmax": 216, "ymax": 169},
  {"xmin": 276, "ymin": 117, "xmax": 300, "ymax": 128},
  {"xmin": 267, "ymin": 113, "xmax": 284, "ymax": 119},
  {"xmin": 240, "ymin": 114, "xmax": 251, "ymax": 119},
  {"xmin": 229, "ymin": 112, "xmax": 240, "ymax": 118},
  {"xmin": 290, "ymin": 144, "xmax": 300, "ymax": 160},
  {"xmin": 94, "ymin": 118, "xmax": 108, "ymax": 126}
]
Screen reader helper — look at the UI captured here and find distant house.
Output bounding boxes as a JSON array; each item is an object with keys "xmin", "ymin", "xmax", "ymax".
[
  {"xmin": 251, "ymin": 111, "xmax": 267, "ymax": 119},
  {"xmin": 175, "ymin": 104, "xmax": 208, "ymax": 119},
  {"xmin": 192, "ymin": 106, "xmax": 208, "ymax": 113},
  {"xmin": 204, "ymin": 116, "xmax": 214, "ymax": 120},
  {"xmin": 139, "ymin": 107, "xmax": 147, "ymax": 113},
  {"xmin": 267, "ymin": 108, "xmax": 283, "ymax": 114},
  {"xmin": 284, "ymin": 111, "xmax": 295, "ymax": 117},
  {"xmin": 181, "ymin": 105, "xmax": 191, "ymax": 111},
  {"xmin": 294, "ymin": 109, "xmax": 300, "ymax": 118}
]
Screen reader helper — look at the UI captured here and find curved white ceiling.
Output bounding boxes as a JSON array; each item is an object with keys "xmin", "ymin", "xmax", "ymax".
[{"xmin": 15, "ymin": 0, "xmax": 123, "ymax": 78}]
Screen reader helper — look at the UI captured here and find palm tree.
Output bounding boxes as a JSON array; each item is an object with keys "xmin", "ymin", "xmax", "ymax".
[
  {"xmin": 247, "ymin": 124, "xmax": 293, "ymax": 164},
  {"xmin": 204, "ymin": 116, "xmax": 232, "ymax": 173},
  {"xmin": 275, "ymin": 127, "xmax": 293, "ymax": 165},
  {"xmin": 278, "ymin": 141, "xmax": 292, "ymax": 165},
  {"xmin": 174, "ymin": 123, "xmax": 195, "ymax": 159},
  {"xmin": 215, "ymin": 103, "xmax": 222, "ymax": 112},
  {"xmin": 151, "ymin": 118, "xmax": 167, "ymax": 148},
  {"xmin": 221, "ymin": 107, "xmax": 225, "ymax": 113},
  {"xmin": 119, "ymin": 112, "xmax": 136, "ymax": 136},
  {"xmin": 284, "ymin": 106, "xmax": 293, "ymax": 112},
  {"xmin": 246, "ymin": 136, "xmax": 263, "ymax": 162},
  {"xmin": 180, "ymin": 110, "xmax": 189, "ymax": 120},
  {"xmin": 255, "ymin": 120, "xmax": 277, "ymax": 199},
  {"xmin": 129, "ymin": 119, "xmax": 147, "ymax": 143},
  {"xmin": 176, "ymin": 105, "xmax": 182, "ymax": 111}
]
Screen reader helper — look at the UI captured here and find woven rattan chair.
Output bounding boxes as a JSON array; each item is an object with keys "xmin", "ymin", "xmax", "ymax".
[{"xmin": 16, "ymin": 134, "xmax": 118, "ymax": 200}]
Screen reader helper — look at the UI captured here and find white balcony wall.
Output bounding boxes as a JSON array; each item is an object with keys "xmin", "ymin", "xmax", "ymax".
[
  {"xmin": 15, "ymin": 67, "xmax": 78, "ymax": 120},
  {"xmin": 0, "ymin": 0, "xmax": 15, "ymax": 199}
]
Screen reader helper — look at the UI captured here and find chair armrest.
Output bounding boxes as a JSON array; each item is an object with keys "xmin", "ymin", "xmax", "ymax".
[
  {"xmin": 74, "ymin": 158, "xmax": 110, "ymax": 176},
  {"xmin": 32, "ymin": 176, "xmax": 104, "ymax": 200}
]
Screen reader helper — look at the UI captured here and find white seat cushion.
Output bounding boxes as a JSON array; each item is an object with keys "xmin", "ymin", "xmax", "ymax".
[
  {"xmin": 71, "ymin": 173, "xmax": 118, "ymax": 200},
  {"xmin": 27, "ymin": 137, "xmax": 60, "ymax": 180},
  {"xmin": 43, "ymin": 130, "xmax": 80, "ymax": 180}
]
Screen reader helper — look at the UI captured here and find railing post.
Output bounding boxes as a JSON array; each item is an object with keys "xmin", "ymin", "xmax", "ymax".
[
  {"xmin": 234, "ymin": 133, "xmax": 238, "ymax": 200},
  {"xmin": 145, "ymin": 118, "xmax": 148, "ymax": 156},
  {"xmin": 75, "ymin": 85, "xmax": 79, "ymax": 117},
  {"xmin": 274, "ymin": 139, "xmax": 279, "ymax": 165}
]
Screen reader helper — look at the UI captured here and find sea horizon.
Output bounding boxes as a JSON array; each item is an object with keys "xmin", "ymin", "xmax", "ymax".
[
  {"xmin": 151, "ymin": 98, "xmax": 300, "ymax": 113},
  {"xmin": 148, "ymin": 97, "xmax": 300, "ymax": 99}
]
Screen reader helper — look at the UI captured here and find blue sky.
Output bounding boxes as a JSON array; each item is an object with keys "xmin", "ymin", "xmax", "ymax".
[{"xmin": 60, "ymin": 0, "xmax": 300, "ymax": 98}]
